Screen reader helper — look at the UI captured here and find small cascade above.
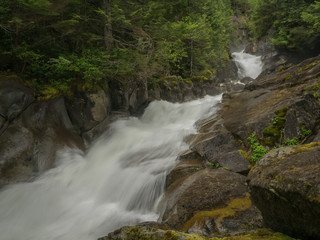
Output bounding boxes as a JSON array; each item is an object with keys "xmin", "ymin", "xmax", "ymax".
[{"xmin": 232, "ymin": 50, "xmax": 263, "ymax": 80}]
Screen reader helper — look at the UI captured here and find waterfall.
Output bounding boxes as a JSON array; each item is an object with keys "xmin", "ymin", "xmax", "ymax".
[
  {"xmin": 0, "ymin": 95, "xmax": 222, "ymax": 240},
  {"xmin": 232, "ymin": 50, "xmax": 263, "ymax": 79}
]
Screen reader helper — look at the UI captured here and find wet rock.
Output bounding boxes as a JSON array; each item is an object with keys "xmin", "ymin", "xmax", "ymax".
[
  {"xmin": 66, "ymin": 90, "xmax": 111, "ymax": 135},
  {"xmin": 248, "ymin": 143, "xmax": 320, "ymax": 240},
  {"xmin": 0, "ymin": 78, "xmax": 34, "ymax": 122},
  {"xmin": 101, "ymin": 226, "xmax": 296, "ymax": 240},
  {"xmin": 0, "ymin": 97, "xmax": 84, "ymax": 185},
  {"xmin": 148, "ymin": 76, "xmax": 220, "ymax": 103},
  {"xmin": 109, "ymin": 78, "xmax": 148, "ymax": 114},
  {"xmin": 159, "ymin": 168, "xmax": 262, "ymax": 236},
  {"xmin": 212, "ymin": 150, "xmax": 251, "ymax": 175},
  {"xmin": 190, "ymin": 132, "xmax": 234, "ymax": 158},
  {"xmin": 165, "ymin": 158, "xmax": 203, "ymax": 188},
  {"xmin": 0, "ymin": 116, "xmax": 5, "ymax": 130},
  {"xmin": 0, "ymin": 120, "xmax": 34, "ymax": 186}
]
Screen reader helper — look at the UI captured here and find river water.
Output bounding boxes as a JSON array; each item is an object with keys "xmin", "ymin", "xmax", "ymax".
[
  {"xmin": 232, "ymin": 50, "xmax": 263, "ymax": 79},
  {"xmin": 0, "ymin": 95, "xmax": 222, "ymax": 240}
]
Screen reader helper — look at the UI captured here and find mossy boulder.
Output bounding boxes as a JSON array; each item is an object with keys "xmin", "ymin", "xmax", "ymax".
[
  {"xmin": 100, "ymin": 226, "xmax": 295, "ymax": 240},
  {"xmin": 248, "ymin": 143, "xmax": 320, "ymax": 239},
  {"xmin": 159, "ymin": 168, "xmax": 262, "ymax": 237}
]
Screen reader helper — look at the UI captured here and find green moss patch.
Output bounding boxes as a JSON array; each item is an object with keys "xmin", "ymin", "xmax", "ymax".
[
  {"xmin": 104, "ymin": 227, "xmax": 296, "ymax": 240},
  {"xmin": 262, "ymin": 107, "xmax": 289, "ymax": 146},
  {"xmin": 296, "ymin": 142, "xmax": 320, "ymax": 154},
  {"xmin": 182, "ymin": 194, "xmax": 252, "ymax": 231},
  {"xmin": 297, "ymin": 62, "xmax": 319, "ymax": 73}
]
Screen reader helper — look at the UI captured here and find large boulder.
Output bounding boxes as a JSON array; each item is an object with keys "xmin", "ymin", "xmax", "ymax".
[
  {"xmin": 109, "ymin": 77, "xmax": 148, "ymax": 114},
  {"xmin": 65, "ymin": 89, "xmax": 111, "ymax": 143},
  {"xmin": 248, "ymin": 143, "xmax": 320, "ymax": 240},
  {"xmin": 0, "ymin": 97, "xmax": 84, "ymax": 186},
  {"xmin": 100, "ymin": 226, "xmax": 295, "ymax": 240},
  {"xmin": 159, "ymin": 168, "xmax": 262, "ymax": 237},
  {"xmin": 0, "ymin": 75, "xmax": 34, "ymax": 135}
]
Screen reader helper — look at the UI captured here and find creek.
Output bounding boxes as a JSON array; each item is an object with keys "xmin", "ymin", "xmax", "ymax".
[
  {"xmin": 0, "ymin": 95, "xmax": 222, "ymax": 240},
  {"xmin": 0, "ymin": 49, "xmax": 263, "ymax": 240},
  {"xmin": 232, "ymin": 50, "xmax": 263, "ymax": 79}
]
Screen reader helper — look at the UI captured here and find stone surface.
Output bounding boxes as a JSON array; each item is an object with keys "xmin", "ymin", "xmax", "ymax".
[
  {"xmin": 0, "ymin": 77, "xmax": 34, "ymax": 121},
  {"xmin": 0, "ymin": 119, "xmax": 34, "ymax": 185},
  {"xmin": 165, "ymin": 158, "xmax": 203, "ymax": 189},
  {"xmin": 212, "ymin": 150, "xmax": 251, "ymax": 174},
  {"xmin": 159, "ymin": 168, "xmax": 262, "ymax": 236},
  {"xmin": 0, "ymin": 97, "xmax": 84, "ymax": 185},
  {"xmin": 100, "ymin": 226, "xmax": 295, "ymax": 240},
  {"xmin": 248, "ymin": 143, "xmax": 320, "ymax": 240},
  {"xmin": 66, "ymin": 89, "xmax": 111, "ymax": 135}
]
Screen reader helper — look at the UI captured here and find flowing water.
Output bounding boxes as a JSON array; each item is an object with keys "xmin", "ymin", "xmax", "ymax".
[
  {"xmin": 232, "ymin": 50, "xmax": 263, "ymax": 79},
  {"xmin": 0, "ymin": 95, "xmax": 222, "ymax": 240}
]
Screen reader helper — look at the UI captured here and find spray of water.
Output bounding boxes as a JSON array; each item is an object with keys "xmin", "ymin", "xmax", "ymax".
[
  {"xmin": 0, "ymin": 95, "xmax": 222, "ymax": 240},
  {"xmin": 232, "ymin": 50, "xmax": 263, "ymax": 79}
]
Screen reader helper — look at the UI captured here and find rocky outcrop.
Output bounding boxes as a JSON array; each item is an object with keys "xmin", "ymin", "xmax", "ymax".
[
  {"xmin": 65, "ymin": 89, "xmax": 111, "ymax": 143},
  {"xmin": 150, "ymin": 54, "xmax": 320, "ymax": 240},
  {"xmin": 0, "ymin": 75, "xmax": 34, "ymax": 135},
  {"xmin": 148, "ymin": 76, "xmax": 220, "ymax": 103},
  {"xmin": 109, "ymin": 77, "xmax": 148, "ymax": 114},
  {"xmin": 0, "ymin": 71, "xmax": 221, "ymax": 186},
  {"xmin": 159, "ymin": 168, "xmax": 262, "ymax": 237},
  {"xmin": 100, "ymin": 226, "xmax": 295, "ymax": 240},
  {"xmin": 248, "ymin": 143, "xmax": 320, "ymax": 240},
  {"xmin": 0, "ymin": 95, "xmax": 85, "ymax": 186}
]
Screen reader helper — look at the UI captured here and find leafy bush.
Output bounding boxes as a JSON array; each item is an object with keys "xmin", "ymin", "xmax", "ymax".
[{"xmin": 248, "ymin": 133, "xmax": 267, "ymax": 163}]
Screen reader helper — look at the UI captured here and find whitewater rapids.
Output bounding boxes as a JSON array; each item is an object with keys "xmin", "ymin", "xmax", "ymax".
[
  {"xmin": 232, "ymin": 50, "xmax": 263, "ymax": 79},
  {"xmin": 0, "ymin": 95, "xmax": 222, "ymax": 240}
]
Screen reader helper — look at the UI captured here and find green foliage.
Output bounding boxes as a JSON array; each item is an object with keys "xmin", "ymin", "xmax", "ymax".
[
  {"xmin": 262, "ymin": 107, "xmax": 288, "ymax": 146},
  {"xmin": 284, "ymin": 138, "xmax": 299, "ymax": 146},
  {"xmin": 0, "ymin": 0, "xmax": 234, "ymax": 94},
  {"xmin": 248, "ymin": 0, "xmax": 320, "ymax": 52},
  {"xmin": 283, "ymin": 128, "xmax": 311, "ymax": 146},
  {"xmin": 209, "ymin": 162, "xmax": 220, "ymax": 168},
  {"xmin": 248, "ymin": 133, "xmax": 267, "ymax": 162},
  {"xmin": 301, "ymin": 127, "xmax": 312, "ymax": 139}
]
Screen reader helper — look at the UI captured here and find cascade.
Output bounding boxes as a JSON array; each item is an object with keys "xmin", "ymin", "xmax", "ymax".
[
  {"xmin": 0, "ymin": 95, "xmax": 222, "ymax": 240},
  {"xmin": 232, "ymin": 50, "xmax": 263, "ymax": 79}
]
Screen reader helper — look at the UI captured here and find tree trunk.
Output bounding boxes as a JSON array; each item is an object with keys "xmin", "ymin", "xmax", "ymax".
[
  {"xmin": 102, "ymin": 0, "xmax": 113, "ymax": 50},
  {"xmin": 190, "ymin": 39, "xmax": 193, "ymax": 77}
]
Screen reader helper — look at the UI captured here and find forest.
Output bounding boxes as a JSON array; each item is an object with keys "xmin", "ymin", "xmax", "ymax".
[{"xmin": 0, "ymin": 0, "xmax": 319, "ymax": 98}]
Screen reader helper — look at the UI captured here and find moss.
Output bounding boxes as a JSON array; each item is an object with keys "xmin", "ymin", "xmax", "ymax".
[
  {"xmin": 275, "ymin": 107, "xmax": 289, "ymax": 118},
  {"xmin": 282, "ymin": 74, "xmax": 292, "ymax": 81},
  {"xmin": 112, "ymin": 227, "xmax": 295, "ymax": 240},
  {"xmin": 262, "ymin": 107, "xmax": 289, "ymax": 147},
  {"xmin": 37, "ymin": 86, "xmax": 61, "ymax": 101},
  {"xmin": 182, "ymin": 194, "xmax": 252, "ymax": 231},
  {"xmin": 124, "ymin": 226, "xmax": 155, "ymax": 240},
  {"xmin": 164, "ymin": 231, "xmax": 179, "ymax": 240},
  {"xmin": 171, "ymin": 80, "xmax": 179, "ymax": 87},
  {"xmin": 189, "ymin": 76, "xmax": 208, "ymax": 82},
  {"xmin": 238, "ymin": 149, "xmax": 249, "ymax": 160},
  {"xmin": 297, "ymin": 61, "xmax": 319, "ymax": 73},
  {"xmin": 295, "ymin": 142, "xmax": 320, "ymax": 153},
  {"xmin": 277, "ymin": 65, "xmax": 289, "ymax": 72},
  {"xmin": 184, "ymin": 79, "xmax": 193, "ymax": 84}
]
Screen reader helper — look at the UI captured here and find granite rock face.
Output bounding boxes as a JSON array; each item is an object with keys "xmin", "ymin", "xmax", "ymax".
[
  {"xmin": 159, "ymin": 168, "xmax": 262, "ymax": 237},
  {"xmin": 0, "ymin": 97, "xmax": 84, "ymax": 186},
  {"xmin": 248, "ymin": 144, "xmax": 320, "ymax": 240}
]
